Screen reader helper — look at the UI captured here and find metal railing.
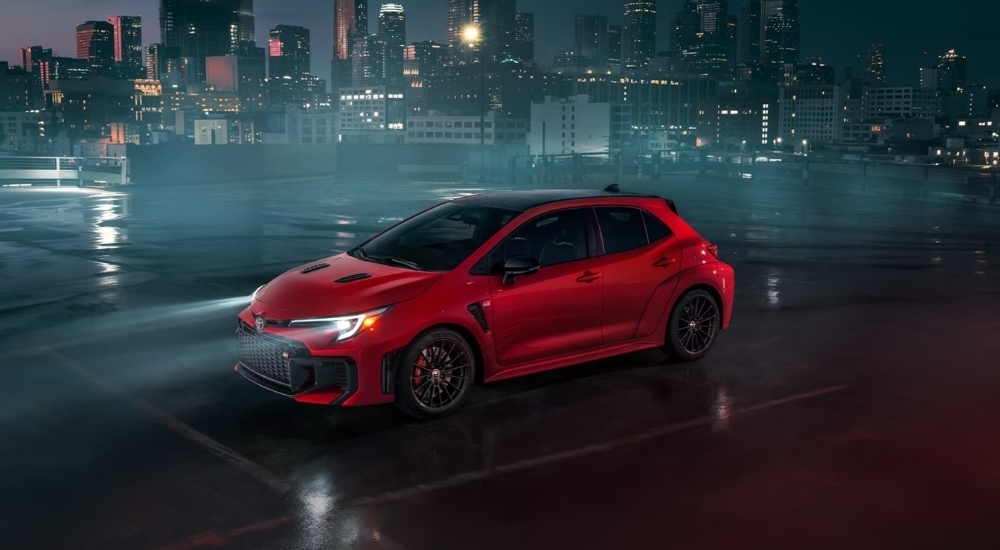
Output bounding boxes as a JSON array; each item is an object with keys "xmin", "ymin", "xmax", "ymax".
[{"xmin": 0, "ymin": 156, "xmax": 129, "ymax": 187}]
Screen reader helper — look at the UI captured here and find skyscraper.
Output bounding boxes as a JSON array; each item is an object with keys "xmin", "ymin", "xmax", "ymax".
[
  {"xmin": 935, "ymin": 48, "xmax": 967, "ymax": 92},
  {"xmin": 109, "ymin": 16, "xmax": 144, "ymax": 78},
  {"xmin": 479, "ymin": 0, "xmax": 517, "ymax": 65},
  {"xmin": 77, "ymin": 21, "xmax": 115, "ymax": 75},
  {"xmin": 447, "ymin": 0, "xmax": 474, "ymax": 51},
  {"xmin": 515, "ymin": 12, "xmax": 534, "ymax": 66},
  {"xmin": 608, "ymin": 25, "xmax": 622, "ymax": 67},
  {"xmin": 269, "ymin": 25, "xmax": 310, "ymax": 79},
  {"xmin": 333, "ymin": 0, "xmax": 368, "ymax": 90},
  {"xmin": 864, "ymin": 43, "xmax": 887, "ymax": 86},
  {"xmin": 236, "ymin": 0, "xmax": 256, "ymax": 50},
  {"xmin": 20, "ymin": 46, "xmax": 53, "ymax": 87},
  {"xmin": 575, "ymin": 14, "xmax": 609, "ymax": 67},
  {"xmin": 160, "ymin": 0, "xmax": 243, "ymax": 82},
  {"xmin": 673, "ymin": 0, "xmax": 735, "ymax": 79},
  {"xmin": 379, "ymin": 4, "xmax": 406, "ymax": 88},
  {"xmin": 623, "ymin": 0, "xmax": 657, "ymax": 70},
  {"xmin": 146, "ymin": 43, "xmax": 165, "ymax": 80},
  {"xmin": 740, "ymin": 0, "xmax": 799, "ymax": 81}
]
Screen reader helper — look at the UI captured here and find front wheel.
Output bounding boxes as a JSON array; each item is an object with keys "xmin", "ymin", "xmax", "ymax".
[
  {"xmin": 395, "ymin": 329, "xmax": 476, "ymax": 420},
  {"xmin": 662, "ymin": 289, "xmax": 721, "ymax": 362}
]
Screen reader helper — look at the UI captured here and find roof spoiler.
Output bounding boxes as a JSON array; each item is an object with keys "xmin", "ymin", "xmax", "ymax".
[
  {"xmin": 664, "ymin": 198, "xmax": 678, "ymax": 214},
  {"xmin": 603, "ymin": 184, "xmax": 620, "ymax": 193}
]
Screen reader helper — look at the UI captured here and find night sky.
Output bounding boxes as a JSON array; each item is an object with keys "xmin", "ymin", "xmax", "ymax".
[{"xmin": 2, "ymin": 0, "xmax": 998, "ymax": 86}]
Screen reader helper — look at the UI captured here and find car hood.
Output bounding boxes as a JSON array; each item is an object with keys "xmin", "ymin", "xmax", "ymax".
[{"xmin": 254, "ymin": 253, "xmax": 441, "ymax": 319}]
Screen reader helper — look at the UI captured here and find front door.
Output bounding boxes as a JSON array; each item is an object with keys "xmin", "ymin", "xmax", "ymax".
[{"xmin": 486, "ymin": 208, "xmax": 603, "ymax": 366}]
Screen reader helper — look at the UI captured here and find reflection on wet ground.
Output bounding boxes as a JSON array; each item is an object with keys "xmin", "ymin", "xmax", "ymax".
[{"xmin": 1, "ymin": 176, "xmax": 999, "ymax": 549}]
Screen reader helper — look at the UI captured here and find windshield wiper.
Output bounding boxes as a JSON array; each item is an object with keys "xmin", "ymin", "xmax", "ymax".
[
  {"xmin": 354, "ymin": 247, "xmax": 422, "ymax": 271},
  {"xmin": 378, "ymin": 256, "xmax": 422, "ymax": 271}
]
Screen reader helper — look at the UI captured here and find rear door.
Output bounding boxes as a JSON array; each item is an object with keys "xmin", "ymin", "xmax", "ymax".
[{"xmin": 594, "ymin": 206, "xmax": 682, "ymax": 343}]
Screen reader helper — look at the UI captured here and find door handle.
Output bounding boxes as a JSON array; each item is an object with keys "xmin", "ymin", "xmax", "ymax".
[
  {"xmin": 576, "ymin": 270, "xmax": 601, "ymax": 283},
  {"xmin": 653, "ymin": 257, "xmax": 677, "ymax": 268}
]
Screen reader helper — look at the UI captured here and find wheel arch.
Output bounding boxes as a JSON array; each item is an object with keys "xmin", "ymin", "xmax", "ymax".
[
  {"xmin": 416, "ymin": 322, "xmax": 487, "ymax": 386},
  {"xmin": 679, "ymin": 283, "xmax": 726, "ymax": 327}
]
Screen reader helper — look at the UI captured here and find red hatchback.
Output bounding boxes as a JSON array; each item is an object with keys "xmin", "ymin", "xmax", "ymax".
[{"xmin": 236, "ymin": 186, "xmax": 735, "ymax": 418}]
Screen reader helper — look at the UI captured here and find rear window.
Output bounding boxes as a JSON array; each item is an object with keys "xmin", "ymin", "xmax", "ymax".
[
  {"xmin": 642, "ymin": 210, "xmax": 672, "ymax": 243},
  {"xmin": 595, "ymin": 207, "xmax": 648, "ymax": 254}
]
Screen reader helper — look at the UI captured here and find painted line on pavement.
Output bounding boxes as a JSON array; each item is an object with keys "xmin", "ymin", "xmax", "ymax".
[
  {"xmin": 46, "ymin": 349, "xmax": 290, "ymax": 495},
  {"xmin": 346, "ymin": 384, "xmax": 850, "ymax": 507}
]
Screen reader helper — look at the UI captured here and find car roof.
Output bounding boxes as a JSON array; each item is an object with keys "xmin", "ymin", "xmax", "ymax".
[{"xmin": 455, "ymin": 186, "xmax": 673, "ymax": 213}]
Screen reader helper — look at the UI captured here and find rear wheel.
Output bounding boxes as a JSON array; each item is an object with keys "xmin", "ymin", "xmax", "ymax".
[
  {"xmin": 662, "ymin": 289, "xmax": 720, "ymax": 362},
  {"xmin": 395, "ymin": 329, "xmax": 476, "ymax": 420}
]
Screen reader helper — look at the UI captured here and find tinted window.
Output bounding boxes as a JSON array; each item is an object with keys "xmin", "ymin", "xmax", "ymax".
[
  {"xmin": 353, "ymin": 202, "xmax": 517, "ymax": 272},
  {"xmin": 642, "ymin": 210, "xmax": 672, "ymax": 243},
  {"xmin": 483, "ymin": 208, "xmax": 590, "ymax": 272},
  {"xmin": 596, "ymin": 207, "xmax": 649, "ymax": 254}
]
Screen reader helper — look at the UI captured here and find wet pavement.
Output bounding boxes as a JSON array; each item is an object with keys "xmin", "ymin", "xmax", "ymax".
[{"xmin": 1, "ymin": 175, "xmax": 999, "ymax": 549}]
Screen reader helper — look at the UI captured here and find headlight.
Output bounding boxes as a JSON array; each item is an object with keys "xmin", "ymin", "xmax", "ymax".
[
  {"xmin": 288, "ymin": 306, "xmax": 391, "ymax": 341},
  {"xmin": 250, "ymin": 285, "xmax": 264, "ymax": 303}
]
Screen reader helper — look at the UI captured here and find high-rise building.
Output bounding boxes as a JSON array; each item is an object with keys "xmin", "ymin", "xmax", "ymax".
[
  {"xmin": 160, "ymin": 0, "xmax": 243, "ymax": 82},
  {"xmin": 478, "ymin": 0, "xmax": 517, "ymax": 65},
  {"xmin": 674, "ymin": 1, "xmax": 735, "ymax": 78},
  {"xmin": 864, "ymin": 43, "xmax": 887, "ymax": 86},
  {"xmin": 741, "ymin": 0, "xmax": 799, "ymax": 81},
  {"xmin": 77, "ymin": 21, "xmax": 115, "ymax": 75},
  {"xmin": 236, "ymin": 0, "xmax": 256, "ymax": 50},
  {"xmin": 146, "ymin": 43, "xmax": 165, "ymax": 80},
  {"xmin": 379, "ymin": 4, "xmax": 406, "ymax": 88},
  {"xmin": 608, "ymin": 25, "xmax": 622, "ymax": 67},
  {"xmin": 575, "ymin": 14, "xmax": 609, "ymax": 67},
  {"xmin": 20, "ymin": 46, "xmax": 53, "ymax": 87},
  {"xmin": 935, "ymin": 48, "xmax": 967, "ymax": 92},
  {"xmin": 269, "ymin": 25, "xmax": 311, "ymax": 79},
  {"xmin": 515, "ymin": 12, "xmax": 534, "ymax": 66},
  {"xmin": 333, "ymin": 0, "xmax": 368, "ymax": 90},
  {"xmin": 447, "ymin": 0, "xmax": 474, "ymax": 51},
  {"xmin": 623, "ymin": 0, "xmax": 657, "ymax": 71},
  {"xmin": 109, "ymin": 16, "xmax": 144, "ymax": 78}
]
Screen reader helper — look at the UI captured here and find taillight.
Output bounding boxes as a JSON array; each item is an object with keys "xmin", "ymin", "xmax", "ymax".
[{"xmin": 707, "ymin": 244, "xmax": 719, "ymax": 259}]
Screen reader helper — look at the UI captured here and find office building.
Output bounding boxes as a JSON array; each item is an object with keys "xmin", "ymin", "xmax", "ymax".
[
  {"xmin": 673, "ymin": 0, "xmax": 737, "ymax": 79},
  {"xmin": 109, "ymin": 16, "xmax": 144, "ymax": 78},
  {"xmin": 575, "ymin": 14, "xmax": 609, "ymax": 67},
  {"xmin": 269, "ymin": 25, "xmax": 311, "ymax": 79},
  {"xmin": 934, "ymin": 48, "xmax": 967, "ymax": 92},
  {"xmin": 607, "ymin": 25, "xmax": 622, "ymax": 67},
  {"xmin": 623, "ymin": 0, "xmax": 657, "ymax": 70},
  {"xmin": 333, "ymin": 0, "xmax": 368, "ymax": 90},
  {"xmin": 405, "ymin": 112, "xmax": 526, "ymax": 145},
  {"xmin": 338, "ymin": 85, "xmax": 405, "ymax": 142},
  {"xmin": 515, "ymin": 12, "xmax": 534, "ymax": 66},
  {"xmin": 1, "ymin": 62, "xmax": 43, "ymax": 110},
  {"xmin": 159, "ymin": 0, "xmax": 244, "ymax": 82},
  {"xmin": 865, "ymin": 43, "xmax": 887, "ymax": 86},
  {"xmin": 777, "ymin": 84, "xmax": 843, "ymax": 144},
  {"xmin": 77, "ymin": 21, "xmax": 115, "ymax": 75},
  {"xmin": 529, "ymin": 95, "xmax": 613, "ymax": 155},
  {"xmin": 741, "ymin": 0, "xmax": 799, "ymax": 81},
  {"xmin": 379, "ymin": 4, "xmax": 406, "ymax": 89}
]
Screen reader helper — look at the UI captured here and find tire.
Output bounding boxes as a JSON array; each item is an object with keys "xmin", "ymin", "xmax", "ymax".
[
  {"xmin": 395, "ymin": 329, "xmax": 477, "ymax": 420},
  {"xmin": 661, "ymin": 289, "xmax": 721, "ymax": 362}
]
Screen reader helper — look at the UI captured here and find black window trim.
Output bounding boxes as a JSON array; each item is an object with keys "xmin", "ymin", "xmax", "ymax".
[
  {"xmin": 469, "ymin": 206, "xmax": 599, "ymax": 276},
  {"xmin": 592, "ymin": 205, "xmax": 674, "ymax": 257}
]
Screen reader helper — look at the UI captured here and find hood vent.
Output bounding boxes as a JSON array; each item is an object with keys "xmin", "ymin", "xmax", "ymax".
[
  {"xmin": 301, "ymin": 263, "xmax": 330, "ymax": 274},
  {"xmin": 335, "ymin": 273, "xmax": 372, "ymax": 283}
]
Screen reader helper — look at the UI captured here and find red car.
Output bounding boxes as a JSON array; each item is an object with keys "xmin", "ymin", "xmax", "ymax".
[{"xmin": 236, "ymin": 186, "xmax": 735, "ymax": 419}]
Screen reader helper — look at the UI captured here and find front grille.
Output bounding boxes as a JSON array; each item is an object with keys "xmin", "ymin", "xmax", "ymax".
[{"xmin": 237, "ymin": 320, "xmax": 306, "ymax": 388}]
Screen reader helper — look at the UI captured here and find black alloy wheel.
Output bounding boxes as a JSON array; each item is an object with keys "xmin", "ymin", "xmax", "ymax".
[
  {"xmin": 662, "ymin": 289, "xmax": 721, "ymax": 362},
  {"xmin": 395, "ymin": 329, "xmax": 476, "ymax": 419}
]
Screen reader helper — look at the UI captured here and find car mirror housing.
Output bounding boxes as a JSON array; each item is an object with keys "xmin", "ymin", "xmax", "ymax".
[{"xmin": 501, "ymin": 255, "xmax": 540, "ymax": 285}]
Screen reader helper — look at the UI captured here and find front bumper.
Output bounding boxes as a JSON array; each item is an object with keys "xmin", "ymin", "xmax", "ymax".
[{"xmin": 235, "ymin": 319, "xmax": 359, "ymax": 405}]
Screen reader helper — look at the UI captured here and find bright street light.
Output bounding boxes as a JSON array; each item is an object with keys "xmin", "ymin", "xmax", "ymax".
[{"xmin": 462, "ymin": 24, "xmax": 480, "ymax": 44}]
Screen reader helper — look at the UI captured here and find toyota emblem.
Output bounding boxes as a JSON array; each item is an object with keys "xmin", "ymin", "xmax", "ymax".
[{"xmin": 254, "ymin": 315, "xmax": 266, "ymax": 332}]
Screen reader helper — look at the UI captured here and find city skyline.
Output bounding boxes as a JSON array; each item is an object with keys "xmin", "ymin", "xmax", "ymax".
[{"xmin": 2, "ymin": 0, "xmax": 999, "ymax": 86}]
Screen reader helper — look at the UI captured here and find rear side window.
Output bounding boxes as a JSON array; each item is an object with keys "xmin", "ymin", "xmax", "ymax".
[
  {"xmin": 595, "ymin": 207, "xmax": 648, "ymax": 254},
  {"xmin": 642, "ymin": 210, "xmax": 672, "ymax": 243}
]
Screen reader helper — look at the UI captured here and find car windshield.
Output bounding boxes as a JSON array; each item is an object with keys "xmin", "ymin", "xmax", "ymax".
[{"xmin": 350, "ymin": 201, "xmax": 519, "ymax": 272}]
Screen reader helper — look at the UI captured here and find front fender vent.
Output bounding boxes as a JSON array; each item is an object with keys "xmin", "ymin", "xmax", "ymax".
[
  {"xmin": 301, "ymin": 263, "xmax": 330, "ymax": 274},
  {"xmin": 335, "ymin": 273, "xmax": 372, "ymax": 283}
]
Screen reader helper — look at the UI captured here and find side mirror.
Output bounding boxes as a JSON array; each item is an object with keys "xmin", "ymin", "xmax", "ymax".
[{"xmin": 501, "ymin": 255, "xmax": 540, "ymax": 285}]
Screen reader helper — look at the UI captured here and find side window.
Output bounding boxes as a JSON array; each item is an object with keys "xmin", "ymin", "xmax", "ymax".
[
  {"xmin": 595, "ymin": 207, "xmax": 649, "ymax": 254},
  {"xmin": 484, "ymin": 208, "xmax": 590, "ymax": 271},
  {"xmin": 642, "ymin": 210, "xmax": 672, "ymax": 243}
]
